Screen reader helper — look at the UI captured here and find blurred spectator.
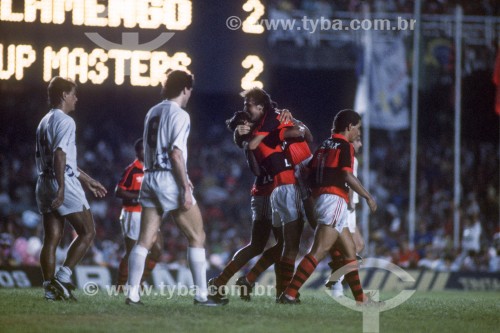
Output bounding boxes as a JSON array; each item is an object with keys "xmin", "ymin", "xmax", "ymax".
[
  {"xmin": 0, "ymin": 233, "xmax": 16, "ymax": 266},
  {"xmin": 396, "ymin": 240, "xmax": 420, "ymax": 268},
  {"xmin": 461, "ymin": 218, "xmax": 482, "ymax": 254}
]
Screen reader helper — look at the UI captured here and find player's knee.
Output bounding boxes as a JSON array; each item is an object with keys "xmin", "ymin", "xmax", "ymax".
[
  {"xmin": 79, "ymin": 226, "xmax": 96, "ymax": 244},
  {"xmin": 249, "ymin": 239, "xmax": 267, "ymax": 254},
  {"xmin": 356, "ymin": 239, "xmax": 365, "ymax": 253}
]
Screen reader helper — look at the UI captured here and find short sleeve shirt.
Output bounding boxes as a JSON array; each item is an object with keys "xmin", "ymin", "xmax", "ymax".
[{"xmin": 35, "ymin": 109, "xmax": 80, "ymax": 177}]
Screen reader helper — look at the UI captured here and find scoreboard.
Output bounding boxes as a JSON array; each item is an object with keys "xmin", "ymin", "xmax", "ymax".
[{"xmin": 0, "ymin": 0, "xmax": 268, "ymax": 92}]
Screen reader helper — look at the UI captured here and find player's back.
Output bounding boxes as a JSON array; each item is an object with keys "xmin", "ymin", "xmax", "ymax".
[
  {"xmin": 309, "ymin": 134, "xmax": 353, "ymax": 201},
  {"xmin": 143, "ymin": 101, "xmax": 190, "ymax": 171},
  {"xmin": 35, "ymin": 109, "xmax": 77, "ymax": 176}
]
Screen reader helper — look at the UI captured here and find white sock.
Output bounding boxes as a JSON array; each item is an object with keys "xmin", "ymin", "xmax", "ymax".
[
  {"xmin": 188, "ymin": 247, "xmax": 208, "ymax": 302},
  {"xmin": 127, "ymin": 245, "xmax": 148, "ymax": 302},
  {"xmin": 55, "ymin": 266, "xmax": 72, "ymax": 283}
]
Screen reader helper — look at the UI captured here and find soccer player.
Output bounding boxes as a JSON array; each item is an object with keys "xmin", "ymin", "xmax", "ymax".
[
  {"xmin": 125, "ymin": 70, "xmax": 226, "ymax": 306},
  {"xmin": 35, "ymin": 76, "xmax": 107, "ymax": 301},
  {"xmin": 235, "ymin": 112, "xmax": 316, "ymax": 300},
  {"xmin": 327, "ymin": 135, "xmax": 365, "ymax": 297},
  {"xmin": 115, "ymin": 138, "xmax": 162, "ymax": 290},
  {"xmin": 279, "ymin": 109, "xmax": 380, "ymax": 305},
  {"xmin": 237, "ymin": 88, "xmax": 308, "ymax": 299},
  {"xmin": 208, "ymin": 111, "xmax": 280, "ymax": 302}
]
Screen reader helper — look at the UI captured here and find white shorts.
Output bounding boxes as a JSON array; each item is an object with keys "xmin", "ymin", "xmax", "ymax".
[
  {"xmin": 314, "ymin": 194, "xmax": 348, "ymax": 233},
  {"xmin": 270, "ymin": 184, "xmax": 304, "ymax": 228},
  {"xmin": 36, "ymin": 174, "xmax": 90, "ymax": 216},
  {"xmin": 251, "ymin": 195, "xmax": 272, "ymax": 222},
  {"xmin": 347, "ymin": 210, "xmax": 356, "ymax": 233},
  {"xmin": 294, "ymin": 155, "xmax": 312, "ymax": 200},
  {"xmin": 139, "ymin": 171, "xmax": 196, "ymax": 213},
  {"xmin": 120, "ymin": 210, "xmax": 141, "ymax": 240}
]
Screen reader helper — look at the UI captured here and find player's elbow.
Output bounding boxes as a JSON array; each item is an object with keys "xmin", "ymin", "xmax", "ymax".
[{"xmin": 169, "ymin": 148, "xmax": 184, "ymax": 165}]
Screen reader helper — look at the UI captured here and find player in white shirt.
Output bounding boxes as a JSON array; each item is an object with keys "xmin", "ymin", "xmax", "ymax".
[
  {"xmin": 35, "ymin": 76, "xmax": 107, "ymax": 301},
  {"xmin": 126, "ymin": 70, "xmax": 226, "ymax": 306}
]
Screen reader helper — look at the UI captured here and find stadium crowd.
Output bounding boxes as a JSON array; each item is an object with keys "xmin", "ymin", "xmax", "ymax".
[
  {"xmin": 270, "ymin": 0, "xmax": 498, "ymax": 15},
  {"xmin": 0, "ymin": 114, "xmax": 498, "ymax": 273}
]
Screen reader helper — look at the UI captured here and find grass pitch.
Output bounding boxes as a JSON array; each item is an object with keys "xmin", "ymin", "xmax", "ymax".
[{"xmin": 0, "ymin": 289, "xmax": 498, "ymax": 333}]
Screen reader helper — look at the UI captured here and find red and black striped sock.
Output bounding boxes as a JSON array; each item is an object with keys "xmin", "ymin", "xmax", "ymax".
[
  {"xmin": 329, "ymin": 247, "xmax": 343, "ymax": 272},
  {"xmin": 246, "ymin": 245, "xmax": 280, "ymax": 284},
  {"xmin": 285, "ymin": 254, "xmax": 318, "ymax": 298},
  {"xmin": 279, "ymin": 257, "xmax": 296, "ymax": 294},
  {"xmin": 141, "ymin": 257, "xmax": 157, "ymax": 283},
  {"xmin": 216, "ymin": 260, "xmax": 242, "ymax": 286},
  {"xmin": 117, "ymin": 258, "xmax": 128, "ymax": 286},
  {"xmin": 343, "ymin": 259, "xmax": 364, "ymax": 302}
]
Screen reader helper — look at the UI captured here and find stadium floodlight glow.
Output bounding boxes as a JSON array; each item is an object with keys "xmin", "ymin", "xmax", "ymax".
[
  {"xmin": 242, "ymin": 0, "xmax": 265, "ymax": 34},
  {"xmin": 241, "ymin": 55, "xmax": 264, "ymax": 90},
  {"xmin": 0, "ymin": 44, "xmax": 36, "ymax": 80},
  {"xmin": 0, "ymin": 0, "xmax": 192, "ymax": 29}
]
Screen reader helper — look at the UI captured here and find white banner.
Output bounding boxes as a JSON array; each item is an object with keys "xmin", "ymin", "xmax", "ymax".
[{"xmin": 357, "ymin": 37, "xmax": 410, "ymax": 130}]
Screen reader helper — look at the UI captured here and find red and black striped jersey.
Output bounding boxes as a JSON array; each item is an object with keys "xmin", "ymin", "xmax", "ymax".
[
  {"xmin": 254, "ymin": 128, "xmax": 296, "ymax": 187},
  {"xmin": 257, "ymin": 111, "xmax": 311, "ymax": 166},
  {"xmin": 285, "ymin": 139, "xmax": 312, "ymax": 166},
  {"xmin": 309, "ymin": 134, "xmax": 353, "ymax": 202},
  {"xmin": 117, "ymin": 159, "xmax": 144, "ymax": 212}
]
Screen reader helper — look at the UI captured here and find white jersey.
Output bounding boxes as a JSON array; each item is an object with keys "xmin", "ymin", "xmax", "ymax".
[
  {"xmin": 143, "ymin": 100, "xmax": 190, "ymax": 171},
  {"xmin": 35, "ymin": 109, "xmax": 80, "ymax": 178},
  {"xmin": 352, "ymin": 156, "xmax": 359, "ymax": 204}
]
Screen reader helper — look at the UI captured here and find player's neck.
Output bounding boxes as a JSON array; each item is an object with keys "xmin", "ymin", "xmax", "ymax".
[{"xmin": 167, "ymin": 96, "xmax": 185, "ymax": 109}]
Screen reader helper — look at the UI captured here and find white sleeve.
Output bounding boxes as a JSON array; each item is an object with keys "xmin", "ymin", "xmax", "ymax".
[
  {"xmin": 169, "ymin": 111, "xmax": 190, "ymax": 153},
  {"xmin": 52, "ymin": 117, "xmax": 75, "ymax": 155}
]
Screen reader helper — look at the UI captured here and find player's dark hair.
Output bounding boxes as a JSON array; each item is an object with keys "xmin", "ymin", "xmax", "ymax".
[
  {"xmin": 134, "ymin": 138, "xmax": 143, "ymax": 154},
  {"xmin": 47, "ymin": 76, "xmax": 77, "ymax": 108},
  {"xmin": 333, "ymin": 109, "xmax": 361, "ymax": 133},
  {"xmin": 225, "ymin": 111, "xmax": 252, "ymax": 132},
  {"xmin": 161, "ymin": 70, "xmax": 194, "ymax": 99},
  {"xmin": 240, "ymin": 87, "xmax": 277, "ymax": 112}
]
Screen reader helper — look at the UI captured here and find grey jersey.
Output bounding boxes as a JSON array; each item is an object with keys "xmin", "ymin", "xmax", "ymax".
[
  {"xmin": 143, "ymin": 100, "xmax": 190, "ymax": 171},
  {"xmin": 35, "ymin": 109, "xmax": 80, "ymax": 178}
]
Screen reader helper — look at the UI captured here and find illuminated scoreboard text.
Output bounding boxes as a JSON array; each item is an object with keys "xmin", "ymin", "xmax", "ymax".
[{"xmin": 0, "ymin": 0, "xmax": 265, "ymax": 89}]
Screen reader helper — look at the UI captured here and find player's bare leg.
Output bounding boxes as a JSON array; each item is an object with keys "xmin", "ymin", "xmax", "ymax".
[
  {"xmin": 211, "ymin": 217, "xmax": 272, "ymax": 301},
  {"xmin": 173, "ymin": 203, "xmax": 223, "ymax": 305},
  {"xmin": 352, "ymin": 227, "xmax": 365, "ymax": 254},
  {"xmin": 280, "ymin": 224, "xmax": 339, "ymax": 303},
  {"xmin": 40, "ymin": 213, "xmax": 64, "ymax": 281},
  {"xmin": 63, "ymin": 208, "xmax": 96, "ymax": 269},
  {"xmin": 49, "ymin": 208, "xmax": 95, "ymax": 300},
  {"xmin": 40, "ymin": 212, "xmax": 64, "ymax": 300}
]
